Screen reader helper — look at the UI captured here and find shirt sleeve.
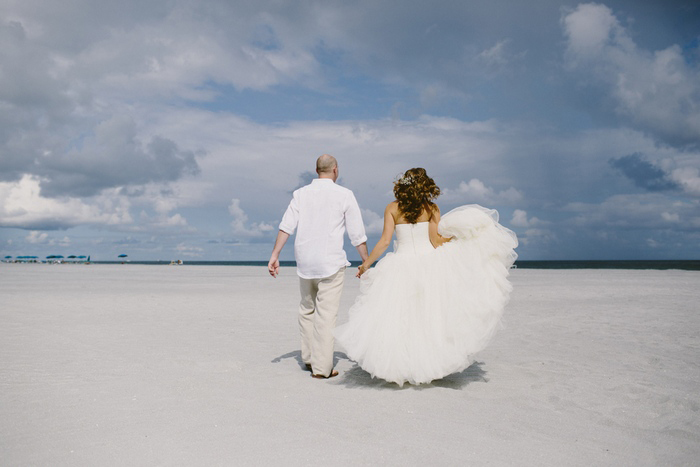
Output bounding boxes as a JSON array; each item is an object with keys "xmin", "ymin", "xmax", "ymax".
[
  {"xmin": 278, "ymin": 193, "xmax": 299, "ymax": 235},
  {"xmin": 344, "ymin": 191, "xmax": 368, "ymax": 247}
]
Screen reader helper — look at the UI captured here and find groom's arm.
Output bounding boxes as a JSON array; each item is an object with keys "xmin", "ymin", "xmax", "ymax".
[
  {"xmin": 268, "ymin": 230, "xmax": 290, "ymax": 278},
  {"xmin": 270, "ymin": 195, "xmax": 298, "ymax": 278},
  {"xmin": 355, "ymin": 242, "xmax": 369, "ymax": 262},
  {"xmin": 344, "ymin": 191, "xmax": 368, "ymax": 254}
]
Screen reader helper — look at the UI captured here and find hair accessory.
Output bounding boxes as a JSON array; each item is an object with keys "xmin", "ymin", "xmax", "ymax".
[{"xmin": 399, "ymin": 175, "xmax": 413, "ymax": 185}]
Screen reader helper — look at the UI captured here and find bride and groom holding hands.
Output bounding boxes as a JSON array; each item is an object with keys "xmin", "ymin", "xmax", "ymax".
[{"xmin": 268, "ymin": 154, "xmax": 517, "ymax": 386}]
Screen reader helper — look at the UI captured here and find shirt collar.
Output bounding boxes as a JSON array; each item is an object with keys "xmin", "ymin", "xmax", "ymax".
[{"xmin": 312, "ymin": 178, "xmax": 335, "ymax": 184}]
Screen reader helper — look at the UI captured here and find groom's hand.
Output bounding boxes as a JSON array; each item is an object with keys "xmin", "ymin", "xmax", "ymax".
[{"xmin": 268, "ymin": 258, "xmax": 280, "ymax": 278}]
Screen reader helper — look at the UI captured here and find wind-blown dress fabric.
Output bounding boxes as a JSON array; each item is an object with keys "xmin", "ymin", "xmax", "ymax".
[{"xmin": 334, "ymin": 204, "xmax": 518, "ymax": 386}]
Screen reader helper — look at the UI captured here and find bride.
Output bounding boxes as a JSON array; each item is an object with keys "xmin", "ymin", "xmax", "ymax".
[{"xmin": 334, "ymin": 168, "xmax": 518, "ymax": 386}]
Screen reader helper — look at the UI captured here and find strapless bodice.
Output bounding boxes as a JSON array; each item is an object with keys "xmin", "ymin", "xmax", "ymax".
[{"xmin": 394, "ymin": 222, "xmax": 434, "ymax": 255}]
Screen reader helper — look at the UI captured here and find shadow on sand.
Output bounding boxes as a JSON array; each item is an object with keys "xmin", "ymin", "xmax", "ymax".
[
  {"xmin": 270, "ymin": 350, "xmax": 350, "ymax": 372},
  {"xmin": 336, "ymin": 358, "xmax": 489, "ymax": 390},
  {"xmin": 272, "ymin": 350, "xmax": 488, "ymax": 390},
  {"xmin": 271, "ymin": 350, "xmax": 310, "ymax": 371}
]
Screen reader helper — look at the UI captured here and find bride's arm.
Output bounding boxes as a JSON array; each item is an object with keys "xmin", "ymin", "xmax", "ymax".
[
  {"xmin": 429, "ymin": 205, "xmax": 453, "ymax": 248},
  {"xmin": 357, "ymin": 203, "xmax": 396, "ymax": 277}
]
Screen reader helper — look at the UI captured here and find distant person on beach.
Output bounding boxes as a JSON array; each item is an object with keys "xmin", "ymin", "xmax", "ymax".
[
  {"xmin": 334, "ymin": 168, "xmax": 518, "ymax": 386},
  {"xmin": 268, "ymin": 154, "xmax": 369, "ymax": 379}
]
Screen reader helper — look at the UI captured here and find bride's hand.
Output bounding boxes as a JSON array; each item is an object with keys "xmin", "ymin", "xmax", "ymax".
[{"xmin": 356, "ymin": 263, "xmax": 369, "ymax": 278}]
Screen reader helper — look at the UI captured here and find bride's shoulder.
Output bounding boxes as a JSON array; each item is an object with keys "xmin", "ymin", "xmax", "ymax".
[{"xmin": 385, "ymin": 201, "xmax": 400, "ymax": 222}]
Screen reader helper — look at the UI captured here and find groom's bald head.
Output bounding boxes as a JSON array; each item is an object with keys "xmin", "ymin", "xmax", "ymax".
[{"xmin": 316, "ymin": 154, "xmax": 337, "ymax": 175}]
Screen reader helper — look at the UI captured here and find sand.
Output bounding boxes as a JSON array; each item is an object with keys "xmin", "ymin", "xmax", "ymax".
[{"xmin": 1, "ymin": 264, "xmax": 698, "ymax": 466}]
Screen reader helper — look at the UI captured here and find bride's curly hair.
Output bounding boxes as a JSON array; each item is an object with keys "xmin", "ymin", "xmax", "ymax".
[{"xmin": 393, "ymin": 168, "xmax": 441, "ymax": 223}]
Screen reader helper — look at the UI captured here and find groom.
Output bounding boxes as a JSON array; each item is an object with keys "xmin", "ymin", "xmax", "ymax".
[{"xmin": 268, "ymin": 155, "xmax": 368, "ymax": 379}]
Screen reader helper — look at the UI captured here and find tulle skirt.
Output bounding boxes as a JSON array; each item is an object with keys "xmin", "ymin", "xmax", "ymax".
[{"xmin": 334, "ymin": 205, "xmax": 518, "ymax": 386}]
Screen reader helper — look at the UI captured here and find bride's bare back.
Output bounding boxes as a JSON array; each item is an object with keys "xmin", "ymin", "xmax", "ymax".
[
  {"xmin": 391, "ymin": 201, "xmax": 434, "ymax": 225},
  {"xmin": 357, "ymin": 201, "xmax": 452, "ymax": 277}
]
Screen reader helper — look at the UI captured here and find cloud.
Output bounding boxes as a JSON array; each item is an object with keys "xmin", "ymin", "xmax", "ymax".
[
  {"xmin": 0, "ymin": 20, "xmax": 71, "ymax": 110},
  {"xmin": 564, "ymin": 193, "xmax": 697, "ymax": 231},
  {"xmin": 609, "ymin": 153, "xmax": 678, "ymax": 192},
  {"xmin": 562, "ymin": 3, "xmax": 623, "ymax": 60},
  {"xmin": 145, "ymin": 109, "xmax": 698, "ymax": 230},
  {"xmin": 303, "ymin": 1, "xmax": 540, "ymax": 95},
  {"xmin": 2, "ymin": 1, "xmax": 323, "ymax": 101},
  {"xmin": 475, "ymin": 39, "xmax": 526, "ymax": 76},
  {"xmin": 661, "ymin": 212, "xmax": 679, "ymax": 223},
  {"xmin": 670, "ymin": 167, "xmax": 700, "ymax": 197},
  {"xmin": 229, "ymin": 198, "xmax": 274, "ymax": 237},
  {"xmin": 39, "ymin": 115, "xmax": 201, "ymax": 197},
  {"xmin": 562, "ymin": 3, "xmax": 700, "ymax": 146},
  {"xmin": 175, "ymin": 243, "xmax": 204, "ymax": 258},
  {"xmin": 25, "ymin": 231, "xmax": 48, "ymax": 244},
  {"xmin": 509, "ymin": 210, "xmax": 554, "ymax": 247},
  {"xmin": 113, "ymin": 236, "xmax": 141, "ymax": 245},
  {"xmin": 519, "ymin": 228, "xmax": 558, "ymax": 247},
  {"xmin": 1, "ymin": 3, "xmax": 325, "ymax": 201},
  {"xmin": 25, "ymin": 231, "xmax": 71, "ymax": 247},
  {"xmin": 0, "ymin": 175, "xmax": 133, "ymax": 230},
  {"xmin": 0, "ymin": 109, "xmax": 201, "ymax": 199},
  {"xmin": 361, "ymin": 209, "xmax": 384, "ymax": 235},
  {"xmin": 478, "ymin": 40, "xmax": 511, "ymax": 67},
  {"xmin": 145, "ymin": 109, "xmax": 518, "ymax": 210},
  {"xmin": 510, "ymin": 209, "xmax": 545, "ymax": 228},
  {"xmin": 130, "ymin": 185, "xmax": 194, "ymax": 232},
  {"xmin": 139, "ymin": 210, "xmax": 189, "ymax": 229},
  {"xmin": 24, "ymin": 230, "xmax": 71, "ymax": 247},
  {"xmin": 441, "ymin": 179, "xmax": 522, "ymax": 205}
]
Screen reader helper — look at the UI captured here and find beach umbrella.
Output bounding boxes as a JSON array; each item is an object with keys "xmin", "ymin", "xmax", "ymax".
[
  {"xmin": 4, "ymin": 255, "xmax": 11, "ymax": 259},
  {"xmin": 78, "ymin": 256, "xmax": 86, "ymax": 259},
  {"xmin": 46, "ymin": 255, "xmax": 56, "ymax": 259},
  {"xmin": 68, "ymin": 255, "xmax": 77, "ymax": 259},
  {"xmin": 118, "ymin": 254, "xmax": 128, "ymax": 258}
]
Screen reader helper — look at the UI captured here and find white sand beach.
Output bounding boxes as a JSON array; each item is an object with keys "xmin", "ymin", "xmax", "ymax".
[{"xmin": 1, "ymin": 264, "xmax": 698, "ymax": 466}]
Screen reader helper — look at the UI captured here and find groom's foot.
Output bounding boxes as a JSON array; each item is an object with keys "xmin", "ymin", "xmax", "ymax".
[
  {"xmin": 311, "ymin": 370, "xmax": 339, "ymax": 379},
  {"xmin": 305, "ymin": 363, "xmax": 312, "ymax": 371}
]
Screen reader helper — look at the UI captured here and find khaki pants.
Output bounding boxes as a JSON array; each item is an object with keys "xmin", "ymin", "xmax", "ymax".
[{"xmin": 298, "ymin": 267, "xmax": 345, "ymax": 376}]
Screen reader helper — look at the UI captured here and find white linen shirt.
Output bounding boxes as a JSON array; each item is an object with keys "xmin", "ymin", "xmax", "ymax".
[{"xmin": 279, "ymin": 179, "xmax": 367, "ymax": 279}]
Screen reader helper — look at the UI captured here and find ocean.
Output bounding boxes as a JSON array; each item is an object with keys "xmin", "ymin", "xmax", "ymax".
[{"xmin": 88, "ymin": 260, "xmax": 700, "ymax": 270}]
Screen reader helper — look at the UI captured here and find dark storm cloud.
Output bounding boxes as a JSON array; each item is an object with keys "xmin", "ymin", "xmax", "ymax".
[
  {"xmin": 37, "ymin": 117, "xmax": 200, "ymax": 198},
  {"xmin": 609, "ymin": 154, "xmax": 679, "ymax": 192},
  {"xmin": 0, "ymin": 21, "xmax": 198, "ymax": 197}
]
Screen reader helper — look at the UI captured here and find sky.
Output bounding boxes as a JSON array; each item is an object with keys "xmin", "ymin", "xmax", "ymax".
[{"xmin": 0, "ymin": 0, "xmax": 699, "ymax": 262}]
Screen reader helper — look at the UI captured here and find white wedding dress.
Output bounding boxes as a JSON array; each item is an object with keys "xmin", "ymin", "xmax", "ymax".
[{"xmin": 334, "ymin": 205, "xmax": 518, "ymax": 386}]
